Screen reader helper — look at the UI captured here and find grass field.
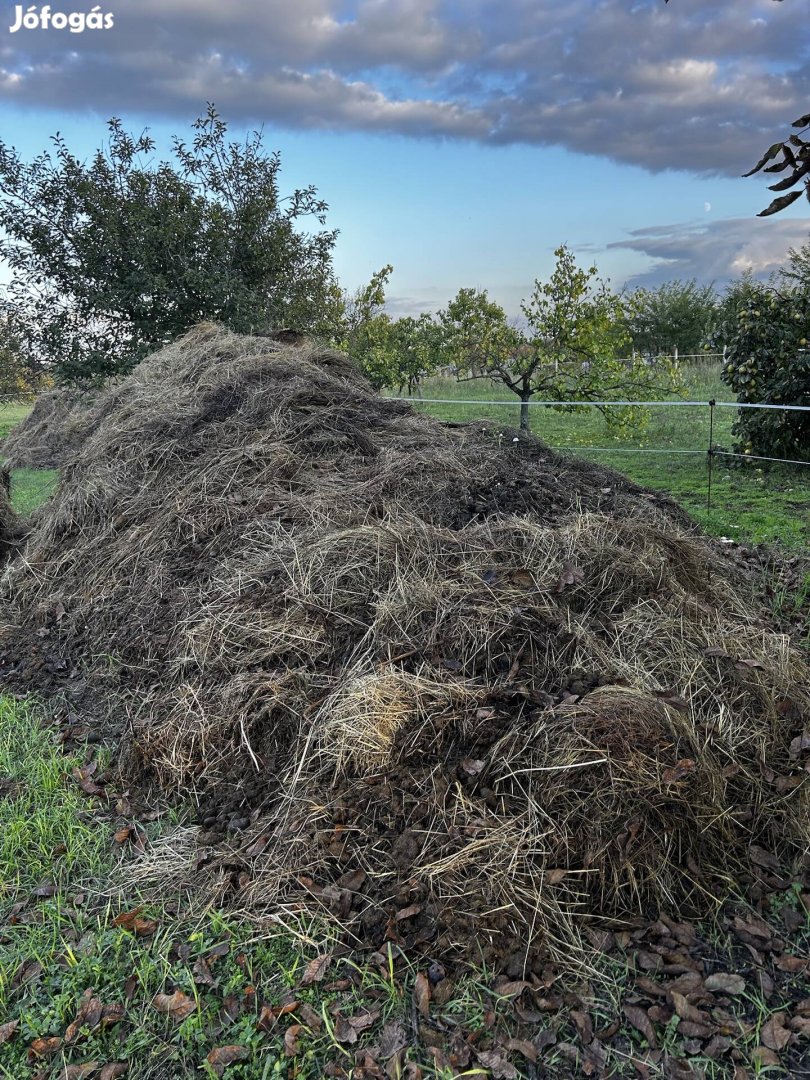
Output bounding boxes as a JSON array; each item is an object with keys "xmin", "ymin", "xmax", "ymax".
[{"xmin": 389, "ymin": 362, "xmax": 809, "ymax": 549}]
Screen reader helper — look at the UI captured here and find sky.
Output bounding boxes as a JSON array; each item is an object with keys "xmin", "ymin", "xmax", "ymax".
[{"xmin": 0, "ymin": 0, "xmax": 808, "ymax": 317}]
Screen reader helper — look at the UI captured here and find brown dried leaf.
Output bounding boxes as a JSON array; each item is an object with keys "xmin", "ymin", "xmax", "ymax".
[
  {"xmin": 761, "ymin": 1012, "xmax": 792, "ymax": 1052},
  {"xmin": 298, "ymin": 953, "xmax": 332, "ymax": 987},
  {"xmin": 623, "ymin": 1004, "xmax": 658, "ymax": 1049},
  {"xmin": 65, "ymin": 990, "xmax": 104, "ymax": 1043},
  {"xmin": 502, "ymin": 1037, "xmax": 537, "ymax": 1063},
  {"xmin": 751, "ymin": 1045, "xmax": 781, "ymax": 1067},
  {"xmin": 283, "ymin": 1025, "xmax": 302, "ymax": 1057},
  {"xmin": 297, "ymin": 1002, "xmax": 323, "ymax": 1032},
  {"xmin": 28, "ymin": 1036, "xmax": 62, "ymax": 1060},
  {"xmin": 98, "ymin": 1065, "xmax": 127, "ymax": 1080},
  {"xmin": 395, "ymin": 903, "xmax": 423, "ymax": 922},
  {"xmin": 13, "ymin": 958, "xmax": 43, "ymax": 988},
  {"xmin": 749, "ymin": 846, "xmax": 780, "ymax": 872},
  {"xmin": 476, "ymin": 1050, "xmax": 519, "ymax": 1078},
  {"xmin": 206, "ymin": 1045, "xmax": 249, "ymax": 1076},
  {"xmin": 414, "ymin": 972, "xmax": 431, "ymax": 1019},
  {"xmin": 0, "ymin": 1021, "xmax": 19, "ymax": 1044},
  {"xmin": 64, "ymin": 1065, "xmax": 102, "ymax": 1080},
  {"xmin": 662, "ymin": 759, "xmax": 696, "ymax": 784},
  {"xmin": 193, "ymin": 955, "xmax": 216, "ymax": 987},
  {"xmin": 112, "ymin": 908, "xmax": 158, "ymax": 937},
  {"xmin": 704, "ymin": 973, "xmax": 746, "ymax": 995},
  {"xmin": 151, "ymin": 989, "xmax": 196, "ymax": 1023}
]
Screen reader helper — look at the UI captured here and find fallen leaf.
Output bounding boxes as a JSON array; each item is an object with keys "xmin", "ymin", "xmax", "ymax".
[
  {"xmin": 206, "ymin": 1045, "xmax": 249, "ymax": 1076},
  {"xmin": 749, "ymin": 846, "xmax": 780, "ymax": 872},
  {"xmin": 501, "ymin": 1036, "xmax": 537, "ymax": 1063},
  {"xmin": 476, "ymin": 1050, "xmax": 519, "ymax": 1079},
  {"xmin": 414, "ymin": 972, "xmax": 431, "ymax": 1019},
  {"xmin": 623, "ymin": 1004, "xmax": 658, "ymax": 1049},
  {"xmin": 555, "ymin": 561, "xmax": 584, "ymax": 593},
  {"xmin": 662, "ymin": 759, "xmax": 696, "ymax": 784},
  {"xmin": 28, "ymin": 1036, "xmax": 62, "ymax": 1060},
  {"xmin": 12, "ymin": 958, "xmax": 43, "ymax": 988},
  {"xmin": 0, "ymin": 1021, "xmax": 19, "ymax": 1044},
  {"xmin": 705, "ymin": 973, "xmax": 746, "ymax": 995},
  {"xmin": 98, "ymin": 1066, "xmax": 127, "ymax": 1080},
  {"xmin": 64, "ymin": 1065, "xmax": 102, "ymax": 1080},
  {"xmin": 298, "ymin": 953, "xmax": 332, "ymax": 987},
  {"xmin": 297, "ymin": 1002, "xmax": 322, "ymax": 1032},
  {"xmin": 395, "ymin": 903, "xmax": 423, "ymax": 922},
  {"xmin": 283, "ymin": 1026, "xmax": 301, "ymax": 1057},
  {"xmin": 193, "ymin": 955, "xmax": 217, "ymax": 987},
  {"xmin": 33, "ymin": 881, "xmax": 57, "ymax": 899},
  {"xmin": 112, "ymin": 908, "xmax": 158, "ymax": 937},
  {"xmin": 151, "ymin": 989, "xmax": 196, "ymax": 1023},
  {"xmin": 751, "ymin": 1045, "xmax": 780, "ymax": 1068},
  {"xmin": 761, "ymin": 1012, "xmax": 792, "ymax": 1052},
  {"xmin": 65, "ymin": 990, "xmax": 104, "ymax": 1043}
]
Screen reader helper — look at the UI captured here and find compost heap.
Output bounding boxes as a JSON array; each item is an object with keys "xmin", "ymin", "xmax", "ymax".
[
  {"xmin": 0, "ymin": 468, "xmax": 23, "ymax": 565},
  {"xmin": 1, "ymin": 386, "xmax": 103, "ymax": 469},
  {"xmin": 1, "ymin": 323, "xmax": 807, "ymax": 970}
]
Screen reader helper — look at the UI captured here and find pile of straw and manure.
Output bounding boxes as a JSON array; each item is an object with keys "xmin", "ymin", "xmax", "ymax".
[
  {"xmin": 1, "ymin": 324, "xmax": 807, "ymax": 971},
  {"xmin": 0, "ymin": 468, "xmax": 24, "ymax": 565},
  {"xmin": 1, "ymin": 386, "xmax": 102, "ymax": 469}
]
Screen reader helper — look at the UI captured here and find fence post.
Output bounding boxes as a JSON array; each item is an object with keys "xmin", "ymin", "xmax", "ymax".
[{"xmin": 707, "ymin": 398, "xmax": 715, "ymax": 511}]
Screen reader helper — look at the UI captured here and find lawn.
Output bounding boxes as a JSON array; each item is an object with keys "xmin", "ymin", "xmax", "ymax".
[{"xmin": 389, "ymin": 362, "xmax": 810, "ymax": 549}]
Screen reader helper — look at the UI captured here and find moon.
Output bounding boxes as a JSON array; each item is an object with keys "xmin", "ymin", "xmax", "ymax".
[{"xmin": 704, "ymin": 201, "xmax": 712, "ymax": 212}]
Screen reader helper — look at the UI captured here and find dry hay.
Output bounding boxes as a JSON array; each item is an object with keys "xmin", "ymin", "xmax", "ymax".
[
  {"xmin": 0, "ymin": 468, "xmax": 24, "ymax": 565},
  {"xmin": 1, "ymin": 323, "xmax": 807, "ymax": 972},
  {"xmin": 1, "ymin": 386, "xmax": 104, "ymax": 469}
]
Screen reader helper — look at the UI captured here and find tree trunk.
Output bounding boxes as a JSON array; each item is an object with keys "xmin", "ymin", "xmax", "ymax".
[{"xmin": 520, "ymin": 395, "xmax": 530, "ymax": 430}]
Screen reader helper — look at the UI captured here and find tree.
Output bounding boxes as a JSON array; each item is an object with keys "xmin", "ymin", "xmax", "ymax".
[
  {"xmin": 387, "ymin": 313, "xmax": 444, "ymax": 395},
  {"xmin": 625, "ymin": 280, "xmax": 717, "ymax": 358},
  {"xmin": 0, "ymin": 314, "xmax": 49, "ymax": 399},
  {"xmin": 444, "ymin": 247, "xmax": 684, "ymax": 430},
  {"xmin": 719, "ymin": 257, "xmax": 810, "ymax": 460},
  {"xmin": 0, "ymin": 105, "xmax": 340, "ymax": 383}
]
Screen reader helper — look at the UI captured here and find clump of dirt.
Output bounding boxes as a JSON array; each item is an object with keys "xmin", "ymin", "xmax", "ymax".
[
  {"xmin": 1, "ymin": 386, "xmax": 105, "ymax": 469},
  {"xmin": 1, "ymin": 323, "xmax": 807, "ymax": 971}
]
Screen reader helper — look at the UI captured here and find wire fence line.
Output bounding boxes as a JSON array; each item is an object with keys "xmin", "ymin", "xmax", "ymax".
[{"xmin": 400, "ymin": 395, "xmax": 810, "ymax": 511}]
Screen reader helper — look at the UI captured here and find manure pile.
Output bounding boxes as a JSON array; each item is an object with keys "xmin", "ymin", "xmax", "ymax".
[
  {"xmin": 1, "ymin": 386, "xmax": 103, "ymax": 468},
  {"xmin": 0, "ymin": 468, "xmax": 22, "ymax": 564},
  {"xmin": 1, "ymin": 324, "xmax": 807, "ymax": 971}
]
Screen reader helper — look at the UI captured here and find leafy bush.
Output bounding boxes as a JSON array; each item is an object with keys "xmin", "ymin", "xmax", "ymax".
[{"xmin": 719, "ymin": 276, "xmax": 810, "ymax": 461}]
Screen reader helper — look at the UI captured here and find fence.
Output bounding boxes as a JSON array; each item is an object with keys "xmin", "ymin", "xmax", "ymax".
[{"xmin": 399, "ymin": 395, "xmax": 810, "ymax": 511}]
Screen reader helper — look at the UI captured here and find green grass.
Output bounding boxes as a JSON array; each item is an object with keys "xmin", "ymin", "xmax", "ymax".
[
  {"xmin": 390, "ymin": 362, "xmax": 810, "ymax": 548},
  {"xmin": 0, "ymin": 402, "xmax": 32, "ymax": 443}
]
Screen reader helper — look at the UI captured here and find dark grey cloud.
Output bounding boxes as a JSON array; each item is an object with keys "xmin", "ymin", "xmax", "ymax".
[
  {"xmin": 609, "ymin": 216, "xmax": 809, "ymax": 289},
  {"xmin": 0, "ymin": 0, "xmax": 807, "ymax": 176}
]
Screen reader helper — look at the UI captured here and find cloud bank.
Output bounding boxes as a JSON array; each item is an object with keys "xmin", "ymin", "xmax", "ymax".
[{"xmin": 0, "ymin": 0, "xmax": 807, "ymax": 176}]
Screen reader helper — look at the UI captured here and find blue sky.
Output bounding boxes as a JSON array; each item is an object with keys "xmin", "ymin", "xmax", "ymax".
[{"xmin": 0, "ymin": 0, "xmax": 808, "ymax": 316}]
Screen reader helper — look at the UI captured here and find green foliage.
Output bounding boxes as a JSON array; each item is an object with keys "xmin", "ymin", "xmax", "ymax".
[
  {"xmin": 625, "ymin": 279, "xmax": 717, "ymax": 357},
  {"xmin": 442, "ymin": 246, "xmax": 684, "ymax": 431},
  {"xmin": 744, "ymin": 110, "xmax": 810, "ymax": 217},
  {"xmin": 0, "ymin": 105, "xmax": 340, "ymax": 384},
  {"xmin": 0, "ymin": 319, "xmax": 48, "ymax": 400},
  {"xmin": 336, "ymin": 266, "xmax": 441, "ymax": 391},
  {"xmin": 439, "ymin": 287, "xmax": 517, "ymax": 379},
  {"xmin": 718, "ymin": 265, "xmax": 810, "ymax": 460}
]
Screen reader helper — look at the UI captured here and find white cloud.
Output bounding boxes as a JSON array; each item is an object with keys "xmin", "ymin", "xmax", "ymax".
[{"xmin": 0, "ymin": 0, "xmax": 805, "ymax": 176}]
